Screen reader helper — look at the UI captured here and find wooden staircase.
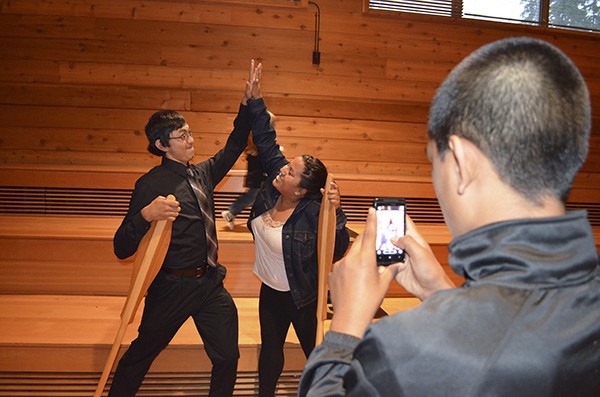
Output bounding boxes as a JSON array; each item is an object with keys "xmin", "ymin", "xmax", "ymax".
[
  {"xmin": 0, "ymin": 293, "xmax": 418, "ymax": 396},
  {"xmin": 0, "ymin": 214, "xmax": 306, "ymax": 395},
  {"xmin": 0, "ymin": 213, "xmax": 423, "ymax": 395},
  {"xmin": 0, "ymin": 294, "xmax": 309, "ymax": 396}
]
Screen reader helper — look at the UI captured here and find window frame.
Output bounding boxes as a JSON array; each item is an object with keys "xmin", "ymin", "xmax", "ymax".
[{"xmin": 363, "ymin": 0, "xmax": 599, "ymax": 35}]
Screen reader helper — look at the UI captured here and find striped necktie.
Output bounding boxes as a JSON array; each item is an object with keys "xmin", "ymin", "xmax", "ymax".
[{"xmin": 186, "ymin": 167, "xmax": 218, "ymax": 267}]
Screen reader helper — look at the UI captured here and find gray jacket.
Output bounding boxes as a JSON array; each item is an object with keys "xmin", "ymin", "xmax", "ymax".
[{"xmin": 299, "ymin": 211, "xmax": 600, "ymax": 396}]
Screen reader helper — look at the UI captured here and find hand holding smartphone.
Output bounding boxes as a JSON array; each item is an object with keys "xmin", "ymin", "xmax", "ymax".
[{"xmin": 374, "ymin": 198, "xmax": 406, "ymax": 265}]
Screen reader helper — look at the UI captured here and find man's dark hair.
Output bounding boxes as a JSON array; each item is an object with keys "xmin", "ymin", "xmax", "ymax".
[
  {"xmin": 145, "ymin": 110, "xmax": 187, "ymax": 156},
  {"xmin": 428, "ymin": 37, "xmax": 591, "ymax": 203},
  {"xmin": 299, "ymin": 154, "xmax": 328, "ymax": 194}
]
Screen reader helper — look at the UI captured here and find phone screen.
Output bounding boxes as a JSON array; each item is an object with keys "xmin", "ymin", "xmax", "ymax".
[{"xmin": 374, "ymin": 198, "xmax": 406, "ymax": 265}]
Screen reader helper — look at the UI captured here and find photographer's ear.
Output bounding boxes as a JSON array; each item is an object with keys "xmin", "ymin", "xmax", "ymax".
[{"xmin": 448, "ymin": 135, "xmax": 479, "ymax": 195}]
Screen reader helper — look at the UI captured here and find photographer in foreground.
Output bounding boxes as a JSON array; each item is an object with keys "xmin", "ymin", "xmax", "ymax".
[{"xmin": 298, "ymin": 37, "xmax": 600, "ymax": 396}]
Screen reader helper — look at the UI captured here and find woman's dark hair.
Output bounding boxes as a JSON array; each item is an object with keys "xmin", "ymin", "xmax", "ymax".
[
  {"xmin": 299, "ymin": 154, "xmax": 328, "ymax": 193},
  {"xmin": 144, "ymin": 110, "xmax": 187, "ymax": 156}
]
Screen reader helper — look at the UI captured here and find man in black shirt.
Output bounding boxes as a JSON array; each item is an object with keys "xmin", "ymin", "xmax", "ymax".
[{"xmin": 109, "ymin": 76, "xmax": 256, "ymax": 396}]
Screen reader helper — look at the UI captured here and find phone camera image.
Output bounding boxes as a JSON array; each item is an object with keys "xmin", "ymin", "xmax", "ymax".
[{"xmin": 374, "ymin": 198, "xmax": 406, "ymax": 265}]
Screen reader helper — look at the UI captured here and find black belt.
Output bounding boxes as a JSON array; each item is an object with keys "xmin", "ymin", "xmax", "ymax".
[{"xmin": 162, "ymin": 266, "xmax": 208, "ymax": 278}]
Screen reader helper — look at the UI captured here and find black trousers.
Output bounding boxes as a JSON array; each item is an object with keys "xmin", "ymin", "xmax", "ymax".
[
  {"xmin": 108, "ymin": 265, "xmax": 239, "ymax": 397},
  {"xmin": 258, "ymin": 283, "xmax": 317, "ymax": 397}
]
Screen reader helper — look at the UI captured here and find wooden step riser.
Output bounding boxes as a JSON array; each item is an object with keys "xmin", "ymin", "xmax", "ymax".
[
  {"xmin": 0, "ymin": 344, "xmax": 306, "ymax": 373},
  {"xmin": 0, "ymin": 235, "xmax": 455, "ymax": 297}
]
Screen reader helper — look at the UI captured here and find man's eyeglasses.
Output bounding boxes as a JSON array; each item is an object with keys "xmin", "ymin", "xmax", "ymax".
[{"xmin": 169, "ymin": 130, "xmax": 193, "ymax": 142}]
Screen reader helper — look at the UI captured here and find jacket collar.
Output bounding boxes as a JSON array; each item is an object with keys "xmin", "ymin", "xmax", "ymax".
[
  {"xmin": 449, "ymin": 211, "xmax": 599, "ymax": 289},
  {"xmin": 296, "ymin": 191, "xmax": 322, "ymax": 212},
  {"xmin": 269, "ymin": 190, "xmax": 322, "ymax": 214}
]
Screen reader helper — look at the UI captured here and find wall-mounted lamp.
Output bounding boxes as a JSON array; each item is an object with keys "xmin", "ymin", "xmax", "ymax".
[{"xmin": 308, "ymin": 1, "xmax": 321, "ymax": 65}]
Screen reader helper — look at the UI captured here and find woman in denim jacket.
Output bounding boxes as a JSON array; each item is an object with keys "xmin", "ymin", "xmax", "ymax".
[{"xmin": 244, "ymin": 63, "xmax": 350, "ymax": 397}]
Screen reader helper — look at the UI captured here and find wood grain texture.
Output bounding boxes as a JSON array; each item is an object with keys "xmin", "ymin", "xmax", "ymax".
[{"xmin": 0, "ymin": 0, "xmax": 599, "ymax": 299}]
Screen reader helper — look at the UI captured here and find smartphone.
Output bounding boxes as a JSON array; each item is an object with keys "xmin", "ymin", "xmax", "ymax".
[{"xmin": 373, "ymin": 198, "xmax": 406, "ymax": 265}]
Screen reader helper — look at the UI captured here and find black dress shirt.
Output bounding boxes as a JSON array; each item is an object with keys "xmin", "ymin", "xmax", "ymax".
[{"xmin": 113, "ymin": 103, "xmax": 252, "ymax": 270}]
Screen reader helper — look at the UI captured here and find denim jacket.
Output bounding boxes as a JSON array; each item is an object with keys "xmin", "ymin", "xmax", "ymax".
[{"xmin": 246, "ymin": 98, "xmax": 350, "ymax": 308}]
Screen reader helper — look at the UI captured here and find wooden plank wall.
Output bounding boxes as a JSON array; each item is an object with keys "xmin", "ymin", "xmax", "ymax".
[
  {"xmin": 0, "ymin": 1, "xmax": 598, "ymax": 299},
  {"xmin": 0, "ymin": 0, "xmax": 598, "ymax": 199}
]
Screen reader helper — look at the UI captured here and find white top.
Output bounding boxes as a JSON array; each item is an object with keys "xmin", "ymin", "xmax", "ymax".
[{"xmin": 252, "ymin": 211, "xmax": 290, "ymax": 292}]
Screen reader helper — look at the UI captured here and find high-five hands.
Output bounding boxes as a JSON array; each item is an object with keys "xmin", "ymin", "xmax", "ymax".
[{"xmin": 243, "ymin": 59, "xmax": 263, "ymax": 104}]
